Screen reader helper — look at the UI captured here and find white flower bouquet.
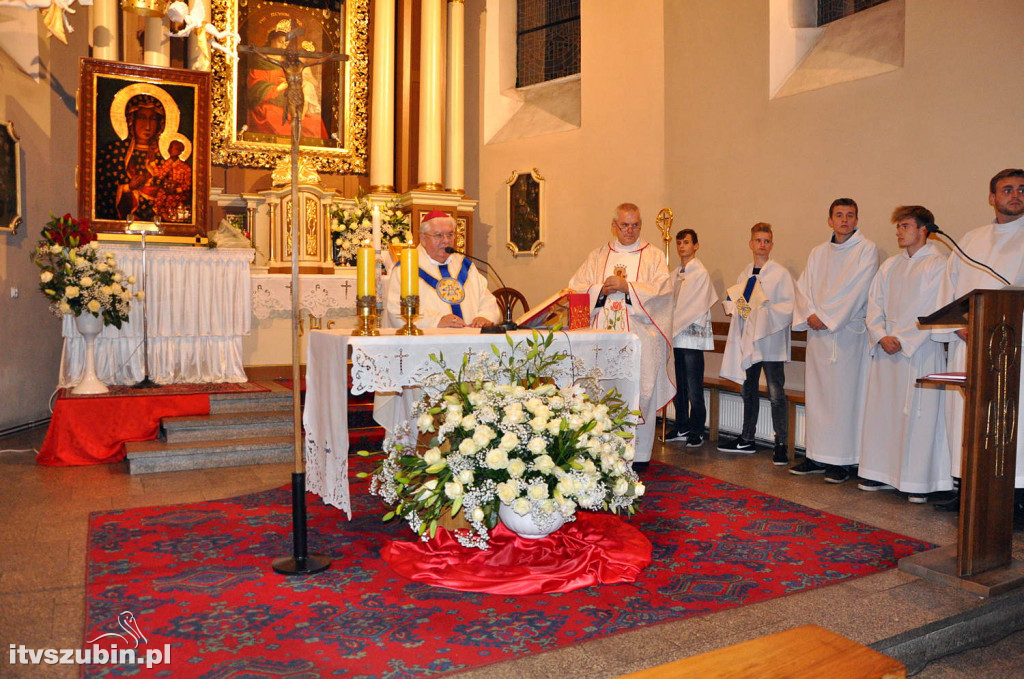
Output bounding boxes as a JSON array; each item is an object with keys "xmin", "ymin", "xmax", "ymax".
[
  {"xmin": 365, "ymin": 329, "xmax": 645, "ymax": 550},
  {"xmin": 32, "ymin": 214, "xmax": 138, "ymax": 328},
  {"xmin": 330, "ymin": 193, "xmax": 410, "ymax": 265}
]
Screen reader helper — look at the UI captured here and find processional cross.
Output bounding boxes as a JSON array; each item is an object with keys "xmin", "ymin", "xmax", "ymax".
[{"xmin": 237, "ymin": 31, "xmax": 347, "ymax": 576}]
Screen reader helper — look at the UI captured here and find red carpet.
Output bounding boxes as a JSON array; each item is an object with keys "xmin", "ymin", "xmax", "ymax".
[
  {"xmin": 83, "ymin": 463, "xmax": 934, "ymax": 677},
  {"xmin": 58, "ymin": 381, "xmax": 270, "ymax": 399}
]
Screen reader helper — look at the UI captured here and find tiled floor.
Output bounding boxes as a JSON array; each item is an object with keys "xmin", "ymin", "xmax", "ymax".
[{"xmin": 1, "ymin": 424, "xmax": 1021, "ymax": 678}]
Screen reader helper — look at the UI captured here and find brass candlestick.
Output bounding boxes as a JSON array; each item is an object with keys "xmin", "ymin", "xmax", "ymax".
[
  {"xmin": 396, "ymin": 295, "xmax": 422, "ymax": 335},
  {"xmin": 353, "ymin": 295, "xmax": 379, "ymax": 336}
]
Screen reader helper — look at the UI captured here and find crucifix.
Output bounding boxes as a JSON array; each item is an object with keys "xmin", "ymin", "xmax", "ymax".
[
  {"xmin": 238, "ymin": 30, "xmax": 347, "ymax": 577},
  {"xmin": 395, "ymin": 348, "xmax": 409, "ymax": 374}
]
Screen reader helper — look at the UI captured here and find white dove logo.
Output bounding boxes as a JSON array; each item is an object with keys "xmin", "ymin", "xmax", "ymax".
[{"xmin": 86, "ymin": 611, "xmax": 149, "ymax": 649}]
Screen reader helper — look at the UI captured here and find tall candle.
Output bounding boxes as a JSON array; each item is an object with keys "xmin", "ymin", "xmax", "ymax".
[
  {"xmin": 357, "ymin": 244, "xmax": 375, "ymax": 296},
  {"xmin": 401, "ymin": 241, "xmax": 418, "ymax": 297},
  {"xmin": 371, "ymin": 205, "xmax": 382, "ymax": 252}
]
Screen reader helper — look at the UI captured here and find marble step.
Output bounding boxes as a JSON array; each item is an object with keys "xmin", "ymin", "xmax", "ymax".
[
  {"xmin": 162, "ymin": 410, "xmax": 296, "ymax": 442},
  {"xmin": 208, "ymin": 389, "xmax": 296, "ymax": 414},
  {"xmin": 125, "ymin": 436, "xmax": 295, "ymax": 474}
]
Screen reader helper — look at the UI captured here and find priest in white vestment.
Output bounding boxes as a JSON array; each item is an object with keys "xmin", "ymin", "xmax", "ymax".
[
  {"xmin": 790, "ymin": 199, "xmax": 879, "ymax": 484},
  {"xmin": 567, "ymin": 203, "xmax": 674, "ymax": 468},
  {"xmin": 858, "ymin": 206, "xmax": 952, "ymax": 501},
  {"xmin": 718, "ymin": 223, "xmax": 795, "ymax": 463},
  {"xmin": 932, "ymin": 169, "xmax": 1024, "ymax": 523},
  {"xmin": 666, "ymin": 229, "xmax": 718, "ymax": 447}
]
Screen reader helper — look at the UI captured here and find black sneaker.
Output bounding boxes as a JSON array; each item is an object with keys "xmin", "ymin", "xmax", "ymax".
[
  {"xmin": 907, "ymin": 494, "xmax": 929, "ymax": 504},
  {"xmin": 772, "ymin": 444, "xmax": 788, "ymax": 466},
  {"xmin": 664, "ymin": 430, "xmax": 689, "ymax": 443},
  {"xmin": 685, "ymin": 434, "xmax": 703, "ymax": 448},
  {"xmin": 824, "ymin": 466, "xmax": 854, "ymax": 484},
  {"xmin": 857, "ymin": 479, "xmax": 896, "ymax": 492},
  {"xmin": 717, "ymin": 436, "xmax": 756, "ymax": 453},
  {"xmin": 789, "ymin": 459, "xmax": 827, "ymax": 475}
]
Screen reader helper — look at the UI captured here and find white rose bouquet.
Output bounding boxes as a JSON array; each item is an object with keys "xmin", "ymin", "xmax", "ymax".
[
  {"xmin": 365, "ymin": 329, "xmax": 645, "ymax": 550},
  {"xmin": 330, "ymin": 192, "xmax": 410, "ymax": 265},
  {"xmin": 32, "ymin": 213, "xmax": 138, "ymax": 328}
]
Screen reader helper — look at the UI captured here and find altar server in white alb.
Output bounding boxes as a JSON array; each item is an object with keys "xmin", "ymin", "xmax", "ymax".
[
  {"xmin": 718, "ymin": 223, "xmax": 795, "ymax": 464},
  {"xmin": 665, "ymin": 228, "xmax": 718, "ymax": 447},
  {"xmin": 567, "ymin": 202, "xmax": 674, "ymax": 470},
  {"xmin": 857, "ymin": 206, "xmax": 952, "ymax": 502},
  {"xmin": 932, "ymin": 169, "xmax": 1024, "ymax": 526},
  {"xmin": 789, "ymin": 199, "xmax": 879, "ymax": 484},
  {"xmin": 384, "ymin": 210, "xmax": 500, "ymax": 329}
]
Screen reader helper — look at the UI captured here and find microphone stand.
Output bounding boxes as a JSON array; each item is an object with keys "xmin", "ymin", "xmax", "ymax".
[
  {"xmin": 444, "ymin": 246, "xmax": 519, "ymax": 332},
  {"xmin": 125, "ymin": 215, "xmax": 161, "ymax": 389},
  {"xmin": 926, "ymin": 223, "xmax": 1012, "ymax": 286}
]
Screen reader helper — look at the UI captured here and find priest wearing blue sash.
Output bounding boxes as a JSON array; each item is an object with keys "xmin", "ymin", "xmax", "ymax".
[{"xmin": 384, "ymin": 210, "xmax": 500, "ymax": 329}]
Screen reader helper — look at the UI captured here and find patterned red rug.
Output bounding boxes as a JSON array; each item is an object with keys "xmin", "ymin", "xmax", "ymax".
[
  {"xmin": 83, "ymin": 463, "xmax": 933, "ymax": 677},
  {"xmin": 59, "ymin": 381, "xmax": 270, "ymax": 399}
]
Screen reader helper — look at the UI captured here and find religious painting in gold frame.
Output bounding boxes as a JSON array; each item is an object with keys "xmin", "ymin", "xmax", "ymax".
[
  {"xmin": 210, "ymin": 0, "xmax": 368, "ymax": 174},
  {"xmin": 78, "ymin": 59, "xmax": 212, "ymax": 240},
  {"xmin": 0, "ymin": 120, "xmax": 23, "ymax": 235},
  {"xmin": 506, "ymin": 168, "xmax": 545, "ymax": 257}
]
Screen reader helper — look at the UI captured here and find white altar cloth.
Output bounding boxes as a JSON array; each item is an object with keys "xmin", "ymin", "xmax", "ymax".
[
  {"xmin": 59, "ymin": 245, "xmax": 255, "ymax": 387},
  {"xmin": 250, "ymin": 272, "xmax": 358, "ymax": 320},
  {"xmin": 303, "ymin": 328, "xmax": 643, "ymax": 517}
]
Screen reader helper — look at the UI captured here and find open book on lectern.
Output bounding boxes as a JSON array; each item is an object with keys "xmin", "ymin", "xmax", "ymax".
[{"xmin": 515, "ymin": 291, "xmax": 592, "ymax": 330}]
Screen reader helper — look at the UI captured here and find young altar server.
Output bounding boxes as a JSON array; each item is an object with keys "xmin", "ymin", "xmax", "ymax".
[
  {"xmin": 665, "ymin": 229, "xmax": 718, "ymax": 447},
  {"xmin": 718, "ymin": 223, "xmax": 795, "ymax": 464},
  {"xmin": 857, "ymin": 206, "xmax": 952, "ymax": 502},
  {"xmin": 789, "ymin": 198, "xmax": 879, "ymax": 484}
]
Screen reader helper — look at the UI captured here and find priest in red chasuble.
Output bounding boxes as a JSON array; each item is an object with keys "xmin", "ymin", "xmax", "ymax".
[{"xmin": 567, "ymin": 203, "xmax": 675, "ymax": 469}]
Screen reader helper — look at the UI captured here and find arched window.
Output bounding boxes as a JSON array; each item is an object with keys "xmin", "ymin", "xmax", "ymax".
[{"xmin": 516, "ymin": 0, "xmax": 580, "ymax": 87}]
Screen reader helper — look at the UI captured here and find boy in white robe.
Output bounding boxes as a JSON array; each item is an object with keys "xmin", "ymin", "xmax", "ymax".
[
  {"xmin": 719, "ymin": 223, "xmax": 795, "ymax": 463},
  {"xmin": 666, "ymin": 229, "xmax": 718, "ymax": 447},
  {"xmin": 858, "ymin": 206, "xmax": 952, "ymax": 501},
  {"xmin": 567, "ymin": 203, "xmax": 675, "ymax": 470},
  {"xmin": 790, "ymin": 198, "xmax": 879, "ymax": 484},
  {"xmin": 932, "ymin": 169, "xmax": 1024, "ymax": 528}
]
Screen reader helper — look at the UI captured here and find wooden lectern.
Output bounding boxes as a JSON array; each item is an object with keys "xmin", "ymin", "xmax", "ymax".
[{"xmin": 899, "ymin": 288, "xmax": 1024, "ymax": 597}]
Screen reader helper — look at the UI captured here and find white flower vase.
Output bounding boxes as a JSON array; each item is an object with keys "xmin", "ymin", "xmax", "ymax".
[
  {"xmin": 73, "ymin": 313, "xmax": 109, "ymax": 395},
  {"xmin": 498, "ymin": 503, "xmax": 567, "ymax": 539}
]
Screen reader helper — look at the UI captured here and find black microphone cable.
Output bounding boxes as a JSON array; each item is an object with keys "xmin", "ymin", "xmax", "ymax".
[{"xmin": 926, "ymin": 222, "xmax": 1011, "ymax": 286}]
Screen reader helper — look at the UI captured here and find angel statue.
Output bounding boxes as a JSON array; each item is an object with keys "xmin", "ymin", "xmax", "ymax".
[{"xmin": 165, "ymin": 0, "xmax": 239, "ymax": 67}]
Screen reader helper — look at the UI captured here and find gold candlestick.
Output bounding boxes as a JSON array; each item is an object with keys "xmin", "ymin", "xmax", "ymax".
[
  {"xmin": 396, "ymin": 295, "xmax": 422, "ymax": 335},
  {"xmin": 353, "ymin": 295, "xmax": 380, "ymax": 336}
]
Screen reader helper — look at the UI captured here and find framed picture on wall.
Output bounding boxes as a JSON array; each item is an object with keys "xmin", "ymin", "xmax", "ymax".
[
  {"xmin": 506, "ymin": 168, "xmax": 545, "ymax": 257},
  {"xmin": 78, "ymin": 59, "xmax": 211, "ymax": 239},
  {"xmin": 0, "ymin": 120, "xmax": 22, "ymax": 235},
  {"xmin": 209, "ymin": 0, "xmax": 369, "ymax": 174}
]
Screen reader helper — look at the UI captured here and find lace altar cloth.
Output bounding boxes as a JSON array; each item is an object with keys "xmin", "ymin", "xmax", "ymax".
[
  {"xmin": 303, "ymin": 328, "xmax": 642, "ymax": 517},
  {"xmin": 250, "ymin": 272, "xmax": 358, "ymax": 320},
  {"xmin": 59, "ymin": 245, "xmax": 254, "ymax": 386}
]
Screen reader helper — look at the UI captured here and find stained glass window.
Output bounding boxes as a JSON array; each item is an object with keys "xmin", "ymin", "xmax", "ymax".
[
  {"xmin": 818, "ymin": 0, "xmax": 890, "ymax": 26},
  {"xmin": 516, "ymin": 0, "xmax": 580, "ymax": 88}
]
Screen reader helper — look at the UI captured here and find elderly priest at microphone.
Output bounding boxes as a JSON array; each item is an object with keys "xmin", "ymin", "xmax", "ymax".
[{"xmin": 384, "ymin": 210, "xmax": 501, "ymax": 329}]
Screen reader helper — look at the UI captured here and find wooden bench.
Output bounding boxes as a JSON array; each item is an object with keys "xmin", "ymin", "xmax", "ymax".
[
  {"xmin": 666, "ymin": 321, "xmax": 806, "ymax": 455},
  {"xmin": 617, "ymin": 624, "xmax": 905, "ymax": 679}
]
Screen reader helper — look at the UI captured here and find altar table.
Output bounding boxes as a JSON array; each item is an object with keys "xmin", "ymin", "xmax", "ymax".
[
  {"xmin": 303, "ymin": 328, "xmax": 643, "ymax": 518},
  {"xmin": 249, "ymin": 272, "xmax": 358, "ymax": 320},
  {"xmin": 59, "ymin": 245, "xmax": 254, "ymax": 387}
]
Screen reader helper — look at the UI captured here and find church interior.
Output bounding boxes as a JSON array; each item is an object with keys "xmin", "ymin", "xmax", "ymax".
[{"xmin": 1, "ymin": 0, "xmax": 1023, "ymax": 676}]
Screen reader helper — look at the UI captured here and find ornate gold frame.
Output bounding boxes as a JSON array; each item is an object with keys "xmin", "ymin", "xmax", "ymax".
[
  {"xmin": 0, "ymin": 120, "xmax": 22, "ymax": 235},
  {"xmin": 210, "ymin": 0, "xmax": 369, "ymax": 174},
  {"xmin": 505, "ymin": 168, "xmax": 545, "ymax": 257}
]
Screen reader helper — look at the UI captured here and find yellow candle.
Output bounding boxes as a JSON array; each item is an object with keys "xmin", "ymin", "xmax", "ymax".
[
  {"xmin": 357, "ymin": 245, "xmax": 375, "ymax": 296},
  {"xmin": 401, "ymin": 243, "xmax": 418, "ymax": 297}
]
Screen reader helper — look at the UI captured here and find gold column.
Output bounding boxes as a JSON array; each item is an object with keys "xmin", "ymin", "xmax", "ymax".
[
  {"xmin": 370, "ymin": 0, "xmax": 397, "ymax": 192},
  {"xmin": 417, "ymin": 0, "xmax": 444, "ymax": 191},
  {"xmin": 445, "ymin": 0, "xmax": 465, "ymax": 194},
  {"xmin": 90, "ymin": 0, "xmax": 119, "ymax": 60},
  {"xmin": 144, "ymin": 16, "xmax": 170, "ymax": 66},
  {"xmin": 187, "ymin": 0, "xmax": 212, "ymax": 69}
]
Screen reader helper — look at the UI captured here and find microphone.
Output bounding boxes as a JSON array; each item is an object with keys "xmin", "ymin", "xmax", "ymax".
[
  {"xmin": 924, "ymin": 223, "xmax": 1011, "ymax": 286},
  {"xmin": 444, "ymin": 246, "xmax": 519, "ymax": 332}
]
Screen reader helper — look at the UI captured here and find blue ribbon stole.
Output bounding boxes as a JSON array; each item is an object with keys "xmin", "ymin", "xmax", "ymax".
[
  {"xmin": 419, "ymin": 257, "xmax": 472, "ymax": 319},
  {"xmin": 742, "ymin": 274, "xmax": 758, "ymax": 302}
]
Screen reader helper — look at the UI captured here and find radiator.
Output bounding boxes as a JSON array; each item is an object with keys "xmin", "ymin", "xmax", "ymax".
[{"xmin": 667, "ymin": 390, "xmax": 806, "ymax": 449}]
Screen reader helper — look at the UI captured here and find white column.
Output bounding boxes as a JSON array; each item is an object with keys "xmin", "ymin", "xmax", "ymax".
[
  {"xmin": 187, "ymin": 0, "xmax": 213, "ymax": 69},
  {"xmin": 370, "ymin": 0, "xmax": 396, "ymax": 192},
  {"xmin": 90, "ymin": 0, "xmax": 119, "ymax": 60},
  {"xmin": 444, "ymin": 0, "xmax": 465, "ymax": 194},
  {"xmin": 417, "ymin": 0, "xmax": 444, "ymax": 190},
  {"xmin": 144, "ymin": 16, "xmax": 170, "ymax": 66}
]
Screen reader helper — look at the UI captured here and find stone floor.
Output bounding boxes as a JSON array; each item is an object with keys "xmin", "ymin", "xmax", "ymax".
[{"xmin": 1, "ymin": 424, "xmax": 1022, "ymax": 678}]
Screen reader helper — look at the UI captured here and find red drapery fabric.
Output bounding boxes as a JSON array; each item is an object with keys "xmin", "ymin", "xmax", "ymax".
[
  {"xmin": 37, "ymin": 394, "xmax": 210, "ymax": 466},
  {"xmin": 382, "ymin": 512, "xmax": 651, "ymax": 594}
]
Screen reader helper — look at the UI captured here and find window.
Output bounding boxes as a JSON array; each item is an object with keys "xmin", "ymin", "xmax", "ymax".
[
  {"xmin": 516, "ymin": 0, "xmax": 580, "ymax": 88},
  {"xmin": 817, "ymin": 0, "xmax": 890, "ymax": 26}
]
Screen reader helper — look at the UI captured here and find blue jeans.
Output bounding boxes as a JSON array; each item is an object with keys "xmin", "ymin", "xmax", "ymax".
[
  {"xmin": 672, "ymin": 348, "xmax": 706, "ymax": 435},
  {"xmin": 740, "ymin": 361, "xmax": 787, "ymax": 446}
]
